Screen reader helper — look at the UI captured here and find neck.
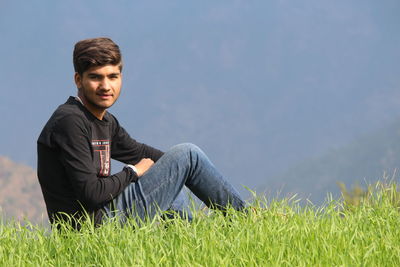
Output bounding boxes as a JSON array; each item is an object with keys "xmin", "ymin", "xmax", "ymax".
[{"xmin": 76, "ymin": 93, "xmax": 106, "ymax": 120}]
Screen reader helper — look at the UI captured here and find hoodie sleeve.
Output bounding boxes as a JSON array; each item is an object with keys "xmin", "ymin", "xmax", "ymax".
[
  {"xmin": 110, "ymin": 115, "xmax": 164, "ymax": 164},
  {"xmin": 52, "ymin": 115, "xmax": 136, "ymax": 210}
]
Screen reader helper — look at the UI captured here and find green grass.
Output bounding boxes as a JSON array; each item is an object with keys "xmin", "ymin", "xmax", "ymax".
[{"xmin": 1, "ymin": 182, "xmax": 400, "ymax": 266}]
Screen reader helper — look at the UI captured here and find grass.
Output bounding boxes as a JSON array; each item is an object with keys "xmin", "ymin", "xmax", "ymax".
[{"xmin": 1, "ymin": 182, "xmax": 400, "ymax": 266}]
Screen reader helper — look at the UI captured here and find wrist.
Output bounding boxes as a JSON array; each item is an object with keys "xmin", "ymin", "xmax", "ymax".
[{"xmin": 125, "ymin": 164, "xmax": 138, "ymax": 176}]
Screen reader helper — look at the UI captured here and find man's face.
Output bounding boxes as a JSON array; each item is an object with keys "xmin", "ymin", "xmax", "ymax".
[{"xmin": 75, "ymin": 64, "xmax": 122, "ymax": 117}]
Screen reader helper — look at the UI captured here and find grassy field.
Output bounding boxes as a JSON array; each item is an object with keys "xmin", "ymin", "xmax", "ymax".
[{"xmin": 1, "ymin": 182, "xmax": 399, "ymax": 266}]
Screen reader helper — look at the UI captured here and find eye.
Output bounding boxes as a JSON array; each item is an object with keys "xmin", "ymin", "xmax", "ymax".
[
  {"xmin": 88, "ymin": 74, "xmax": 101, "ymax": 80},
  {"xmin": 109, "ymin": 74, "xmax": 119, "ymax": 79}
]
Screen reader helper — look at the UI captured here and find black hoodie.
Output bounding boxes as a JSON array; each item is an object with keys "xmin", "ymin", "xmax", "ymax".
[{"xmin": 37, "ymin": 96, "xmax": 163, "ymax": 227}]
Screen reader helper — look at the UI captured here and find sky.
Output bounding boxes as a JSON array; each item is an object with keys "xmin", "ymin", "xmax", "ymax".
[{"xmin": 1, "ymin": 0, "xmax": 400, "ymax": 200}]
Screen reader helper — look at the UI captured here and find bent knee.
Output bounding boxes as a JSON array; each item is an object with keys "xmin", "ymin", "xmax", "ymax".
[{"xmin": 169, "ymin": 143, "xmax": 201, "ymax": 154}]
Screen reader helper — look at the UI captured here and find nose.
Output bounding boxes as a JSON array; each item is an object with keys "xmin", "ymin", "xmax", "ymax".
[{"xmin": 99, "ymin": 78, "xmax": 111, "ymax": 91}]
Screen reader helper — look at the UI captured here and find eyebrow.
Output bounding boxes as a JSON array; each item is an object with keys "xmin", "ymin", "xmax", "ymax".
[{"xmin": 87, "ymin": 72, "xmax": 120, "ymax": 77}]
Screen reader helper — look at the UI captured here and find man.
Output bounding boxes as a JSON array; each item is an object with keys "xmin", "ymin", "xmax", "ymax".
[{"xmin": 37, "ymin": 37, "xmax": 245, "ymax": 228}]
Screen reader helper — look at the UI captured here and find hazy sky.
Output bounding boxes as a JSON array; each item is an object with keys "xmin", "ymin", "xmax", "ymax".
[{"xmin": 1, "ymin": 1, "xmax": 399, "ymax": 199}]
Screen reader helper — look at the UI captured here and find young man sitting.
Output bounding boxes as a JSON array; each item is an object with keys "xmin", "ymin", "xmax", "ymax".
[{"xmin": 37, "ymin": 37, "xmax": 245, "ymax": 228}]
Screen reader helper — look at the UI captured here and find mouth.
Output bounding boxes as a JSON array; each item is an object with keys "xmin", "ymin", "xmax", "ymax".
[{"xmin": 97, "ymin": 93, "xmax": 113, "ymax": 100}]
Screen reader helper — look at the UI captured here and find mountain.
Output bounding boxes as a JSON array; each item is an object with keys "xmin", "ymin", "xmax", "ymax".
[
  {"xmin": 0, "ymin": 156, "xmax": 46, "ymax": 224},
  {"xmin": 2, "ymin": 1, "xmax": 400, "ymax": 202},
  {"xmin": 260, "ymin": 120, "xmax": 400, "ymax": 204},
  {"xmin": 2, "ymin": 117, "xmax": 400, "ymax": 223}
]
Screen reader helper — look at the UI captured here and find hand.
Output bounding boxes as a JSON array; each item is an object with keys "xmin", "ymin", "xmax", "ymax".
[{"xmin": 134, "ymin": 158, "xmax": 154, "ymax": 176}]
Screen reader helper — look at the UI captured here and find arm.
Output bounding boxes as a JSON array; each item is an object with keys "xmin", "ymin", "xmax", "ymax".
[
  {"xmin": 110, "ymin": 115, "xmax": 164, "ymax": 165},
  {"xmin": 53, "ymin": 116, "xmax": 136, "ymax": 211}
]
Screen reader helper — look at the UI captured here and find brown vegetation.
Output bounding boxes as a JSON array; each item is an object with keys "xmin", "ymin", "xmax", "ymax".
[
  {"xmin": 0, "ymin": 156, "xmax": 47, "ymax": 223},
  {"xmin": 338, "ymin": 177, "xmax": 400, "ymax": 209}
]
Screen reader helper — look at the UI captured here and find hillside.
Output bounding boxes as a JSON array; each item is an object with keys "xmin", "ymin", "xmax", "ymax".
[
  {"xmin": 3, "ymin": 116, "xmax": 400, "ymax": 222},
  {"xmin": 261, "ymin": 120, "xmax": 400, "ymax": 203},
  {"xmin": 0, "ymin": 156, "xmax": 46, "ymax": 223},
  {"xmin": 2, "ymin": 183, "xmax": 400, "ymax": 266}
]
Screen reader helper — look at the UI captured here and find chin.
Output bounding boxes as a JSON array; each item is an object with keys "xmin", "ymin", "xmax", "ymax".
[{"xmin": 99, "ymin": 101, "xmax": 116, "ymax": 109}]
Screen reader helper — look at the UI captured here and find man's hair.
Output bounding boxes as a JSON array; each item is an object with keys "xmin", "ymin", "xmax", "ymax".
[{"xmin": 73, "ymin": 37, "xmax": 123, "ymax": 75}]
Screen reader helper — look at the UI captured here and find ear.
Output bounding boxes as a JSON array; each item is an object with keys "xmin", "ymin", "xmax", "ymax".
[{"xmin": 74, "ymin": 72, "xmax": 82, "ymax": 90}]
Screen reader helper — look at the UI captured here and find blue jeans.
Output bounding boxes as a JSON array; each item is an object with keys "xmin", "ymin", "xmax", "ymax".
[{"xmin": 103, "ymin": 143, "xmax": 245, "ymax": 223}]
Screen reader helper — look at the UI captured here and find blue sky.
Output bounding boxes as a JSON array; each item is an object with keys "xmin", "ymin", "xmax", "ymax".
[{"xmin": 1, "ymin": 1, "xmax": 399, "ymax": 199}]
